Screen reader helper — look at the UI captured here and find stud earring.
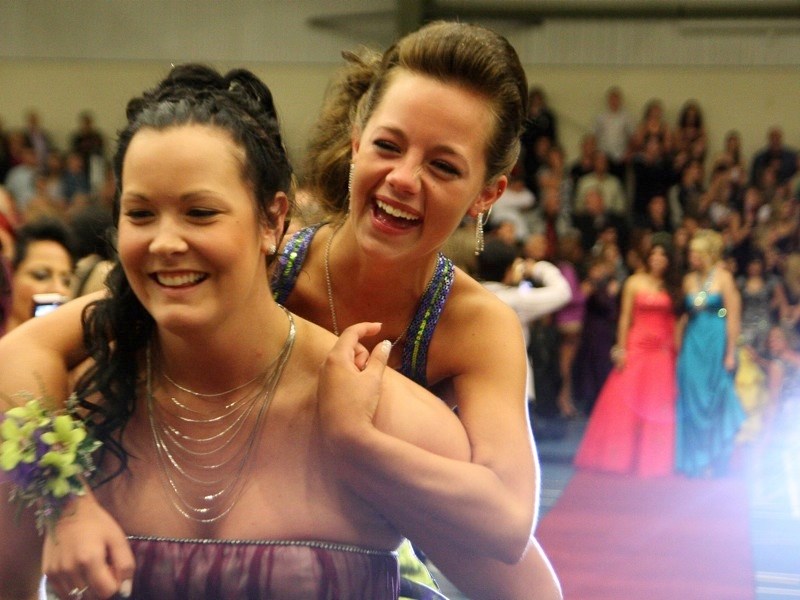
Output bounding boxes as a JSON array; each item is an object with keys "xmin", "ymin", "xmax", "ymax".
[
  {"xmin": 474, "ymin": 211, "xmax": 485, "ymax": 256},
  {"xmin": 267, "ymin": 243, "xmax": 277, "ymax": 255}
]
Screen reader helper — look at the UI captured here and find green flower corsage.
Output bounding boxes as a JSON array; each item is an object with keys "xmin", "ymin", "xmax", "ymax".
[{"xmin": 0, "ymin": 393, "xmax": 101, "ymax": 534}]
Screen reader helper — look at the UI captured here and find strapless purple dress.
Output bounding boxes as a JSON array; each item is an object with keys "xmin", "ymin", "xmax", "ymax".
[{"xmin": 122, "ymin": 536, "xmax": 400, "ymax": 599}]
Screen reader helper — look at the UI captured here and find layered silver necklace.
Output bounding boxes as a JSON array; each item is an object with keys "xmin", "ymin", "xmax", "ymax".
[
  {"xmin": 323, "ymin": 222, "xmax": 405, "ymax": 347},
  {"xmin": 146, "ymin": 305, "xmax": 296, "ymax": 523}
]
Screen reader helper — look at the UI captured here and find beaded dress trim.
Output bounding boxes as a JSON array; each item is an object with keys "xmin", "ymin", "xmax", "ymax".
[
  {"xmin": 272, "ymin": 225, "xmax": 455, "ymax": 387},
  {"xmin": 127, "ymin": 534, "xmax": 397, "ymax": 556}
]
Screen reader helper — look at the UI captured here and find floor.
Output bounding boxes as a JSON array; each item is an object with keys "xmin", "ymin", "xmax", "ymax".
[{"xmin": 430, "ymin": 410, "xmax": 800, "ymax": 600}]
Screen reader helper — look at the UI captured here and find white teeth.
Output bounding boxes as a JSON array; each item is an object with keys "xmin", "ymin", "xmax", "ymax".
[
  {"xmin": 156, "ymin": 272, "xmax": 205, "ymax": 287},
  {"xmin": 376, "ymin": 200, "xmax": 418, "ymax": 221}
]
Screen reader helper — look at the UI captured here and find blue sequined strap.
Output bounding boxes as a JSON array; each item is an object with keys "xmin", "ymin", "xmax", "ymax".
[
  {"xmin": 272, "ymin": 224, "xmax": 324, "ymax": 305},
  {"xmin": 401, "ymin": 254, "xmax": 455, "ymax": 387}
]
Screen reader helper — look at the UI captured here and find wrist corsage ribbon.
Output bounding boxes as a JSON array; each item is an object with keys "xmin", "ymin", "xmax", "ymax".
[{"xmin": 0, "ymin": 393, "xmax": 101, "ymax": 533}]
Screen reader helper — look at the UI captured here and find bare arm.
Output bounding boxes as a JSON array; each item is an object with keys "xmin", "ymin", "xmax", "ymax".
[
  {"xmin": 721, "ymin": 269, "xmax": 741, "ymax": 371},
  {"xmin": 322, "ymin": 322, "xmax": 560, "ymax": 598},
  {"xmin": 613, "ymin": 275, "xmax": 637, "ymax": 368},
  {"xmin": 426, "ymin": 535, "xmax": 562, "ymax": 600},
  {"xmin": 0, "ymin": 292, "xmax": 134, "ymax": 600},
  {"xmin": 514, "ymin": 261, "xmax": 572, "ymax": 324},
  {"xmin": 318, "ymin": 302, "xmax": 537, "ymax": 564}
]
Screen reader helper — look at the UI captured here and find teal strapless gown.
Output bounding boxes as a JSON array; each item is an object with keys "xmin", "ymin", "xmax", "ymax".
[{"xmin": 676, "ymin": 292, "xmax": 745, "ymax": 477}]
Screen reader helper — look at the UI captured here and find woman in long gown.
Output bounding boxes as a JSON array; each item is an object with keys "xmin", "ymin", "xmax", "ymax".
[
  {"xmin": 675, "ymin": 229, "xmax": 745, "ymax": 477},
  {"xmin": 574, "ymin": 242, "xmax": 679, "ymax": 477}
]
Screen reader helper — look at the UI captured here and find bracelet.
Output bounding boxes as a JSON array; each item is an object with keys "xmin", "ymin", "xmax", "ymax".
[
  {"xmin": 610, "ymin": 345, "xmax": 626, "ymax": 360},
  {"xmin": 0, "ymin": 393, "xmax": 101, "ymax": 534}
]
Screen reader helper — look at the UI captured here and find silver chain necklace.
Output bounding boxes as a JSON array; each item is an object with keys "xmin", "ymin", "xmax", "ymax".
[
  {"xmin": 323, "ymin": 223, "xmax": 404, "ymax": 347},
  {"xmin": 161, "ymin": 367, "xmax": 264, "ymax": 399},
  {"xmin": 146, "ymin": 305, "xmax": 296, "ymax": 524}
]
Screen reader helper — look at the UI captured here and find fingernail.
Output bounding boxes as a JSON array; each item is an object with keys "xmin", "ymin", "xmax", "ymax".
[
  {"xmin": 120, "ymin": 579, "xmax": 132, "ymax": 598},
  {"xmin": 380, "ymin": 340, "xmax": 392, "ymax": 355}
]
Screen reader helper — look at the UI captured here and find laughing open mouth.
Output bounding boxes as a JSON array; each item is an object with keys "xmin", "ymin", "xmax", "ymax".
[{"xmin": 374, "ymin": 199, "xmax": 421, "ymax": 229}]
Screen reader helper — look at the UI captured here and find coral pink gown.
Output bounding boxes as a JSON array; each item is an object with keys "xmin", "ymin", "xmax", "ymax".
[{"xmin": 574, "ymin": 289, "xmax": 677, "ymax": 477}]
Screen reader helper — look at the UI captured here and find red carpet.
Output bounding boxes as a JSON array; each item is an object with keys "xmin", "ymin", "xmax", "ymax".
[{"xmin": 537, "ymin": 471, "xmax": 755, "ymax": 599}]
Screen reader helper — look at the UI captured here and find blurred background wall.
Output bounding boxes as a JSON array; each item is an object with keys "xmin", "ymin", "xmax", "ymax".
[{"xmin": 1, "ymin": 0, "xmax": 798, "ymax": 170}]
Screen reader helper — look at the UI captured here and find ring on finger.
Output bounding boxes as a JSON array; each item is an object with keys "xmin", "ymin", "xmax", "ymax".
[{"xmin": 68, "ymin": 586, "xmax": 89, "ymax": 599}]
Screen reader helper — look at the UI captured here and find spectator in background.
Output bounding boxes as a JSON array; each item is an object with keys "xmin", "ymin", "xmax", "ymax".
[
  {"xmin": 674, "ymin": 99, "xmax": 708, "ymax": 167},
  {"xmin": 764, "ymin": 325, "xmax": 800, "ymax": 406},
  {"xmin": 593, "ymin": 86, "xmax": 635, "ymax": 183},
  {"xmin": 537, "ymin": 144, "xmax": 572, "ymax": 214},
  {"xmin": 22, "ymin": 110, "xmax": 54, "ymax": 171},
  {"xmin": 572, "ymin": 254, "xmax": 621, "ymax": 415},
  {"xmin": 668, "ymin": 158, "xmax": 705, "ymax": 228},
  {"xmin": 750, "ymin": 126, "xmax": 798, "ymax": 187},
  {"xmin": 477, "ymin": 237, "xmax": 571, "ymax": 407},
  {"xmin": 0, "ymin": 117, "xmax": 11, "ymax": 182},
  {"xmin": 641, "ymin": 194, "xmax": 674, "ymax": 235},
  {"xmin": 3, "ymin": 142, "xmax": 38, "ymax": 213},
  {"xmin": 3, "ymin": 217, "xmax": 74, "ymax": 334},
  {"xmin": 715, "ymin": 130, "xmax": 746, "ymax": 183},
  {"xmin": 528, "ymin": 186, "xmax": 572, "ymax": 261},
  {"xmin": 22, "ymin": 171, "xmax": 66, "ymax": 223},
  {"xmin": 489, "ymin": 162, "xmax": 536, "ymax": 242},
  {"xmin": 573, "ymin": 150, "xmax": 627, "ymax": 216},
  {"xmin": 776, "ymin": 252, "xmax": 800, "ymax": 340},
  {"xmin": 631, "ymin": 135, "xmax": 676, "ymax": 228},
  {"xmin": 521, "ymin": 86, "xmax": 558, "ymax": 195},
  {"xmin": 68, "ymin": 203, "xmax": 115, "ymax": 298},
  {"xmin": 553, "ymin": 230, "xmax": 587, "ymax": 418},
  {"xmin": 630, "ymin": 98, "xmax": 673, "ymax": 157},
  {"xmin": 676, "ymin": 229, "xmax": 744, "ymax": 477},
  {"xmin": 735, "ymin": 251, "xmax": 782, "ymax": 442},
  {"xmin": 70, "ymin": 110, "xmax": 106, "ymax": 182},
  {"xmin": 575, "ymin": 241, "xmax": 680, "ymax": 476},
  {"xmin": 572, "ymin": 185, "xmax": 629, "ymax": 256},
  {"xmin": 61, "ymin": 150, "xmax": 91, "ymax": 206},
  {"xmin": 568, "ymin": 133, "xmax": 597, "ymax": 191}
]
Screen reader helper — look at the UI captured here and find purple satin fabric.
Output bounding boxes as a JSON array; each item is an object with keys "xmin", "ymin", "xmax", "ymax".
[{"xmin": 125, "ymin": 536, "xmax": 399, "ymax": 599}]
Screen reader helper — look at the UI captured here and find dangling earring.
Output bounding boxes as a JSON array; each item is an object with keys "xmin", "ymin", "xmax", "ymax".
[
  {"xmin": 348, "ymin": 162, "xmax": 355, "ymax": 196},
  {"xmin": 346, "ymin": 162, "xmax": 354, "ymax": 215},
  {"xmin": 474, "ymin": 211, "xmax": 485, "ymax": 256}
]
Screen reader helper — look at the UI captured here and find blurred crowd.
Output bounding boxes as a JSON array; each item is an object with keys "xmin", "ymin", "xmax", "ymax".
[
  {"xmin": 0, "ymin": 109, "xmax": 114, "ymax": 337},
  {"xmin": 444, "ymin": 85, "xmax": 800, "ymax": 444},
  {"xmin": 2, "ymin": 86, "xmax": 799, "ymax": 449}
]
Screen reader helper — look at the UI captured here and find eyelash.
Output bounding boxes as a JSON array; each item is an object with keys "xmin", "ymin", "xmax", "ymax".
[{"xmin": 373, "ymin": 140, "xmax": 461, "ymax": 178}]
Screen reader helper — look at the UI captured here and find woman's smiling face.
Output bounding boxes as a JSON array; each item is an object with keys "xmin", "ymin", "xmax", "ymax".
[
  {"xmin": 117, "ymin": 124, "xmax": 277, "ymax": 335},
  {"xmin": 9, "ymin": 240, "xmax": 72, "ymax": 326},
  {"xmin": 349, "ymin": 70, "xmax": 505, "ymax": 261}
]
